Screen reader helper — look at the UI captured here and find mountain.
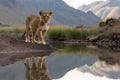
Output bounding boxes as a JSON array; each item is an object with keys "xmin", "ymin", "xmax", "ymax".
[
  {"xmin": 0, "ymin": 0, "xmax": 100, "ymax": 26},
  {"xmin": 0, "ymin": 0, "xmax": 30, "ymax": 25},
  {"xmin": 78, "ymin": 0, "xmax": 120, "ymax": 20}
]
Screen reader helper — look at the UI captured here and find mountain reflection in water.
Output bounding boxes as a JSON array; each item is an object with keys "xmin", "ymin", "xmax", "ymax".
[
  {"xmin": 78, "ymin": 60, "xmax": 120, "ymax": 79},
  {"xmin": 0, "ymin": 43, "xmax": 120, "ymax": 80},
  {"xmin": 50, "ymin": 43, "xmax": 120, "ymax": 80}
]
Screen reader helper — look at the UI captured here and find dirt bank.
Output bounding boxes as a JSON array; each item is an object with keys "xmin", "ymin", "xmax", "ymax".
[{"xmin": 0, "ymin": 33, "xmax": 55, "ymax": 66}]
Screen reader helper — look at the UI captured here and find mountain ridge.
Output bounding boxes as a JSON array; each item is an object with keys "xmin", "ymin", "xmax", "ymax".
[
  {"xmin": 0, "ymin": 0, "xmax": 100, "ymax": 26},
  {"xmin": 78, "ymin": 0, "xmax": 120, "ymax": 20}
]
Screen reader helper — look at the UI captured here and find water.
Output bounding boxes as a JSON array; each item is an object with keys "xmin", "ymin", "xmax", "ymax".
[{"xmin": 0, "ymin": 43, "xmax": 120, "ymax": 80}]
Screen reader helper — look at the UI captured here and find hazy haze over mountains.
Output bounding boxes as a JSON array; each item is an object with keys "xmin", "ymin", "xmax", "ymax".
[
  {"xmin": 0, "ymin": 0, "xmax": 100, "ymax": 26},
  {"xmin": 78, "ymin": 0, "xmax": 120, "ymax": 20}
]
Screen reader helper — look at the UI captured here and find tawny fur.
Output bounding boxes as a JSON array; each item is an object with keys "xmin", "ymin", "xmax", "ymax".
[{"xmin": 25, "ymin": 11, "xmax": 52, "ymax": 44}]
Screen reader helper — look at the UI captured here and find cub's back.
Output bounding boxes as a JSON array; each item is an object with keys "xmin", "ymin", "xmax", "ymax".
[{"xmin": 26, "ymin": 14, "xmax": 40, "ymax": 27}]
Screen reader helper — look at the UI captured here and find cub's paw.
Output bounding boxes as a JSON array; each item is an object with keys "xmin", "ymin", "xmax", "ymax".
[
  {"xmin": 42, "ymin": 41, "xmax": 46, "ymax": 45},
  {"xmin": 25, "ymin": 39, "xmax": 30, "ymax": 43},
  {"xmin": 37, "ymin": 41, "xmax": 42, "ymax": 44}
]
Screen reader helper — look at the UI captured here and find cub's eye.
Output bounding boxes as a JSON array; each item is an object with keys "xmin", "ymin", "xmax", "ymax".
[{"xmin": 42, "ymin": 16, "xmax": 46, "ymax": 17}]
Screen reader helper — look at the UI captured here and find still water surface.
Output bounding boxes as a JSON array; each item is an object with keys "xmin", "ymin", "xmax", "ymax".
[{"xmin": 0, "ymin": 43, "xmax": 120, "ymax": 80}]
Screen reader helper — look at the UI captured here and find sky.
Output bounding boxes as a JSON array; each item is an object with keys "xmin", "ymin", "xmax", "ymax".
[{"xmin": 62, "ymin": 0, "xmax": 106, "ymax": 9}]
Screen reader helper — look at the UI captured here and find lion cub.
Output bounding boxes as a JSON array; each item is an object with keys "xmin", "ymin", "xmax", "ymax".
[{"xmin": 25, "ymin": 10, "xmax": 52, "ymax": 44}]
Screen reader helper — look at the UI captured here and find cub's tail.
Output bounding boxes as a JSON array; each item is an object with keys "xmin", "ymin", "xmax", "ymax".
[{"xmin": 22, "ymin": 31, "xmax": 26, "ymax": 38}]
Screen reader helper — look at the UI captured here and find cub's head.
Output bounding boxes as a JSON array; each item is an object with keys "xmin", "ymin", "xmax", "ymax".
[{"xmin": 39, "ymin": 10, "xmax": 52, "ymax": 24}]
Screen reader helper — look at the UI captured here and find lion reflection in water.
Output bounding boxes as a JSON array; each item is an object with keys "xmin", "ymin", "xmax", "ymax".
[{"xmin": 24, "ymin": 56, "xmax": 51, "ymax": 80}]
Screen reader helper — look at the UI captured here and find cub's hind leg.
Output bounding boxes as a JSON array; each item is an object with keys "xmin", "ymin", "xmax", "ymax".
[
  {"xmin": 25, "ymin": 27, "xmax": 31, "ymax": 43},
  {"xmin": 31, "ymin": 29, "xmax": 37, "ymax": 43},
  {"xmin": 25, "ymin": 18, "xmax": 31, "ymax": 43}
]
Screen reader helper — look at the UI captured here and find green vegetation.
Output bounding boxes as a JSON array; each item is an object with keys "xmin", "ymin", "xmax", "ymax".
[{"xmin": 48, "ymin": 26, "xmax": 98, "ymax": 40}]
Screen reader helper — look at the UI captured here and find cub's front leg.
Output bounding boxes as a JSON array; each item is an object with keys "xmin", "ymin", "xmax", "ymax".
[
  {"xmin": 38, "ymin": 31, "xmax": 46, "ymax": 44},
  {"xmin": 42, "ymin": 30, "xmax": 47, "ymax": 41}
]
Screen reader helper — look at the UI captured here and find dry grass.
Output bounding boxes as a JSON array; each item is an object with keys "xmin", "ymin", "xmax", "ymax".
[{"xmin": 0, "ymin": 26, "xmax": 25, "ymax": 34}]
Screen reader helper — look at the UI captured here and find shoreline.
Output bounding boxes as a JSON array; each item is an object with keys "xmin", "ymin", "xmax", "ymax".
[{"xmin": 48, "ymin": 39, "xmax": 120, "ymax": 46}]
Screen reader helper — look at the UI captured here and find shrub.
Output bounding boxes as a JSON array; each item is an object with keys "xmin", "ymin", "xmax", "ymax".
[
  {"xmin": 105, "ymin": 18, "xmax": 116, "ymax": 26},
  {"xmin": 99, "ymin": 21, "xmax": 106, "ymax": 27}
]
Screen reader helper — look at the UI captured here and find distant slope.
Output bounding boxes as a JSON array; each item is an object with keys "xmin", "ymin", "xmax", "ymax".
[
  {"xmin": 0, "ymin": 0, "xmax": 100, "ymax": 26},
  {"xmin": 78, "ymin": 0, "xmax": 120, "ymax": 20},
  {"xmin": 0, "ymin": 0, "xmax": 30, "ymax": 25}
]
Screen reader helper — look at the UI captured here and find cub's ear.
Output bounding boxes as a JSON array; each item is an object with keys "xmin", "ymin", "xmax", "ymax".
[
  {"xmin": 39, "ymin": 10, "xmax": 43, "ymax": 15},
  {"xmin": 49, "ymin": 11, "xmax": 52, "ymax": 15}
]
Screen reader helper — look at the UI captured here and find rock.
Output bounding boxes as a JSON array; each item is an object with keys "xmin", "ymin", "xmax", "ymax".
[{"xmin": 88, "ymin": 30, "xmax": 120, "ymax": 45}]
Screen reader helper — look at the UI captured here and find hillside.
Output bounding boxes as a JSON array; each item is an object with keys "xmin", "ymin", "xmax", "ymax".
[
  {"xmin": 0, "ymin": 0, "xmax": 100, "ymax": 26},
  {"xmin": 78, "ymin": 0, "xmax": 120, "ymax": 20}
]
